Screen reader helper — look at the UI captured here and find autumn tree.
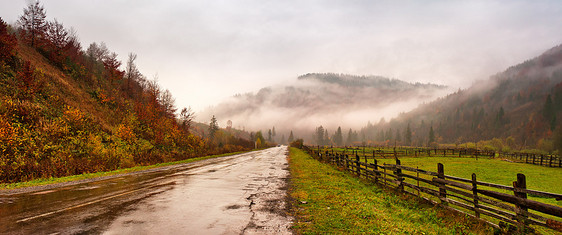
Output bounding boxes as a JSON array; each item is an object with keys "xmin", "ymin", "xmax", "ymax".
[
  {"xmin": 0, "ymin": 18, "xmax": 17, "ymax": 66},
  {"xmin": 255, "ymin": 131, "xmax": 265, "ymax": 148},
  {"xmin": 226, "ymin": 120, "xmax": 232, "ymax": 132},
  {"xmin": 179, "ymin": 107, "xmax": 194, "ymax": 132},
  {"xmin": 17, "ymin": 61, "xmax": 43, "ymax": 99},
  {"xmin": 103, "ymin": 52, "xmax": 124, "ymax": 82},
  {"xmin": 159, "ymin": 89, "xmax": 177, "ymax": 118},
  {"xmin": 45, "ymin": 19, "xmax": 68, "ymax": 50},
  {"xmin": 125, "ymin": 52, "xmax": 142, "ymax": 93},
  {"xmin": 18, "ymin": 0, "xmax": 47, "ymax": 47},
  {"xmin": 86, "ymin": 42, "xmax": 109, "ymax": 62}
]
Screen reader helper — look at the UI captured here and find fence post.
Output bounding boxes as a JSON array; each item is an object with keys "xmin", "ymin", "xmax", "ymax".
[
  {"xmin": 417, "ymin": 166, "xmax": 420, "ymax": 196},
  {"xmin": 395, "ymin": 159, "xmax": 404, "ymax": 192},
  {"xmin": 373, "ymin": 159, "xmax": 379, "ymax": 184},
  {"xmin": 472, "ymin": 173, "xmax": 480, "ymax": 218},
  {"xmin": 356, "ymin": 153, "xmax": 361, "ymax": 177},
  {"xmin": 540, "ymin": 155, "xmax": 544, "ymax": 166},
  {"xmin": 335, "ymin": 153, "xmax": 339, "ymax": 166},
  {"xmin": 382, "ymin": 163, "xmax": 386, "ymax": 186},
  {"xmin": 514, "ymin": 173, "xmax": 529, "ymax": 233},
  {"xmin": 438, "ymin": 163, "xmax": 447, "ymax": 206},
  {"xmin": 345, "ymin": 154, "xmax": 349, "ymax": 171},
  {"xmin": 533, "ymin": 155, "xmax": 536, "ymax": 165},
  {"xmin": 549, "ymin": 156, "xmax": 553, "ymax": 167}
]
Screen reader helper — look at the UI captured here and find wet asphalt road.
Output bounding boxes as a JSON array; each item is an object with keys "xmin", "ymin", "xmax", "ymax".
[{"xmin": 0, "ymin": 146, "xmax": 292, "ymax": 234}]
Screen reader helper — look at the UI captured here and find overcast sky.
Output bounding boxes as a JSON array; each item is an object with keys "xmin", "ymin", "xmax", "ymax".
[{"xmin": 2, "ymin": 0, "xmax": 562, "ymax": 112}]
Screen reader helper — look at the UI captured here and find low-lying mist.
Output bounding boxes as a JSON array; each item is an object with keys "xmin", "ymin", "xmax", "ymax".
[{"xmin": 197, "ymin": 73, "xmax": 453, "ymax": 140}]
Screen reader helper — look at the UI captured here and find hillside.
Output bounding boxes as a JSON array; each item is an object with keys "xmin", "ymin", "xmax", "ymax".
[
  {"xmin": 0, "ymin": 15, "xmax": 252, "ymax": 183},
  {"xmin": 359, "ymin": 44, "xmax": 562, "ymax": 151},
  {"xmin": 199, "ymin": 72, "xmax": 450, "ymax": 140}
]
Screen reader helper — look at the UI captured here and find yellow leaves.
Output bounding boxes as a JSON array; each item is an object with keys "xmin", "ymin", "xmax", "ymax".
[
  {"xmin": 114, "ymin": 124, "xmax": 136, "ymax": 143},
  {"xmin": 63, "ymin": 105, "xmax": 85, "ymax": 123},
  {"xmin": 61, "ymin": 105, "xmax": 91, "ymax": 132},
  {"xmin": 0, "ymin": 115, "xmax": 14, "ymax": 142},
  {"xmin": 93, "ymin": 88, "xmax": 115, "ymax": 106},
  {"xmin": 41, "ymin": 118, "xmax": 69, "ymax": 138}
]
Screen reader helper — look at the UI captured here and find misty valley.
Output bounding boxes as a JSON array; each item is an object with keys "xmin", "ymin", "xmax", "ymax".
[{"xmin": 1, "ymin": 1, "xmax": 562, "ymax": 234}]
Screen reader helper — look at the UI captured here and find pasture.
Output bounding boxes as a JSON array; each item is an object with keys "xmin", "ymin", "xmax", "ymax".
[{"xmin": 310, "ymin": 147, "xmax": 562, "ymax": 234}]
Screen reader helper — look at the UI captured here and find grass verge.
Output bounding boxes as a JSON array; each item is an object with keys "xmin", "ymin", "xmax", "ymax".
[
  {"xmin": 0, "ymin": 150, "xmax": 255, "ymax": 190},
  {"xmin": 288, "ymin": 147, "xmax": 493, "ymax": 234}
]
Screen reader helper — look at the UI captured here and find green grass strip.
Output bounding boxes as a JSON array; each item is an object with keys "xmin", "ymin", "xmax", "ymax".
[
  {"xmin": 0, "ymin": 150, "xmax": 255, "ymax": 190},
  {"xmin": 288, "ymin": 147, "xmax": 493, "ymax": 234}
]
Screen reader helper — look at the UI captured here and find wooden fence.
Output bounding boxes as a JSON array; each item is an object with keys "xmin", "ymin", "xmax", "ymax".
[
  {"xmin": 499, "ymin": 152, "xmax": 562, "ymax": 168},
  {"xmin": 303, "ymin": 146, "xmax": 562, "ymax": 233},
  {"xmin": 321, "ymin": 146, "xmax": 562, "ymax": 168}
]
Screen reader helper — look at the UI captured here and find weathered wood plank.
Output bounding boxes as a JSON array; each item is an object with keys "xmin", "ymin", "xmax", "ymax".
[
  {"xmin": 402, "ymin": 181, "xmax": 440, "ymax": 197},
  {"xmin": 477, "ymin": 189, "xmax": 562, "ymax": 217},
  {"xmin": 433, "ymin": 177, "xmax": 473, "ymax": 191},
  {"xmin": 394, "ymin": 165, "xmax": 439, "ymax": 176}
]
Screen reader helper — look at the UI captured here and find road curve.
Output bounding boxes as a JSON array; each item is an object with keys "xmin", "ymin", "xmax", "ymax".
[{"xmin": 0, "ymin": 146, "xmax": 293, "ymax": 234}]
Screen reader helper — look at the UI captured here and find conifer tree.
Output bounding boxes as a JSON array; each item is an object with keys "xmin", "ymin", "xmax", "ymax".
[
  {"xmin": 334, "ymin": 126, "xmax": 343, "ymax": 146},
  {"xmin": 405, "ymin": 123, "xmax": 412, "ymax": 146},
  {"xmin": 209, "ymin": 115, "xmax": 219, "ymax": 140},
  {"xmin": 288, "ymin": 130, "xmax": 294, "ymax": 143},
  {"xmin": 543, "ymin": 94, "xmax": 556, "ymax": 130},
  {"xmin": 428, "ymin": 125, "xmax": 435, "ymax": 146}
]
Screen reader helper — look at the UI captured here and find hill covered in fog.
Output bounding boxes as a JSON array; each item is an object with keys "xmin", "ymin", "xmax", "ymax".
[
  {"xmin": 360, "ymin": 44, "xmax": 562, "ymax": 150},
  {"xmin": 199, "ymin": 73, "xmax": 451, "ymax": 139}
]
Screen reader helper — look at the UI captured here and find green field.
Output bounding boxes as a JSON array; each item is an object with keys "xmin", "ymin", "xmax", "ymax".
[
  {"xmin": 326, "ymin": 147, "xmax": 562, "ymax": 200},
  {"xmin": 372, "ymin": 157, "xmax": 562, "ymax": 197},
  {"xmin": 288, "ymin": 147, "xmax": 492, "ymax": 234},
  {"xmin": 314, "ymin": 147, "xmax": 562, "ymax": 234}
]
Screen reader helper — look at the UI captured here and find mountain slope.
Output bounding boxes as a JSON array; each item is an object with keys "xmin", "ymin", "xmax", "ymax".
[
  {"xmin": 362, "ymin": 44, "xmax": 562, "ymax": 150},
  {"xmin": 0, "ymin": 16, "xmax": 252, "ymax": 183}
]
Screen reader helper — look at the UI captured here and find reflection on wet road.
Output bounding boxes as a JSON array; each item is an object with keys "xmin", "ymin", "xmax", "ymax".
[{"xmin": 0, "ymin": 146, "xmax": 292, "ymax": 234}]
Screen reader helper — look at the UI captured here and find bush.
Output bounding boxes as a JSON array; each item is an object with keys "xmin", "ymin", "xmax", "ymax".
[{"xmin": 290, "ymin": 138, "xmax": 304, "ymax": 148}]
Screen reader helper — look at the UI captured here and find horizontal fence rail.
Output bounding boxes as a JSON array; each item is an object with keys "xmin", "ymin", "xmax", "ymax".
[
  {"xmin": 319, "ymin": 146, "xmax": 561, "ymax": 168},
  {"xmin": 303, "ymin": 146, "xmax": 562, "ymax": 233}
]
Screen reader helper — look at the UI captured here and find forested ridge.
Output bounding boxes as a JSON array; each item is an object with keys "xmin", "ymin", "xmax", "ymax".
[
  {"xmin": 318, "ymin": 44, "xmax": 562, "ymax": 153},
  {"xmin": 0, "ymin": 2, "xmax": 253, "ymax": 183}
]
